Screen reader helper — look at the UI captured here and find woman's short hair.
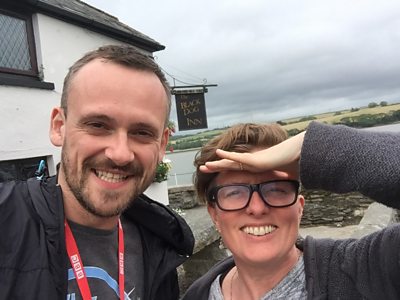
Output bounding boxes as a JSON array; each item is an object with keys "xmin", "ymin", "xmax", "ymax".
[{"xmin": 193, "ymin": 123, "xmax": 288, "ymax": 204}]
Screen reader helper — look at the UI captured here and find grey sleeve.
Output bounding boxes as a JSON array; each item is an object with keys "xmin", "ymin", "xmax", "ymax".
[{"xmin": 299, "ymin": 122, "xmax": 400, "ymax": 208}]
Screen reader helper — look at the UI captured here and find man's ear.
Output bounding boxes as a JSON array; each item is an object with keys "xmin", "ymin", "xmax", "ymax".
[
  {"xmin": 49, "ymin": 107, "xmax": 65, "ymax": 147},
  {"xmin": 158, "ymin": 127, "xmax": 170, "ymax": 161}
]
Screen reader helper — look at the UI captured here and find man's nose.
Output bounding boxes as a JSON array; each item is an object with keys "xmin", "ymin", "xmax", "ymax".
[{"xmin": 104, "ymin": 132, "xmax": 135, "ymax": 166}]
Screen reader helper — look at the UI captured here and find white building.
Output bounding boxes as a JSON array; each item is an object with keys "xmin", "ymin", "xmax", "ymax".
[{"xmin": 0, "ymin": 0, "xmax": 164, "ymax": 181}]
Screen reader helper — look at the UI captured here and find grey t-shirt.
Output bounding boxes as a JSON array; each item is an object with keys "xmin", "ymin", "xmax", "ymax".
[
  {"xmin": 66, "ymin": 216, "xmax": 144, "ymax": 300},
  {"xmin": 208, "ymin": 255, "xmax": 306, "ymax": 300}
]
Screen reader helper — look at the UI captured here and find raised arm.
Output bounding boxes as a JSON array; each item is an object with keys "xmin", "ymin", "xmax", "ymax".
[
  {"xmin": 201, "ymin": 122, "xmax": 400, "ymax": 208},
  {"xmin": 300, "ymin": 122, "xmax": 400, "ymax": 208},
  {"xmin": 200, "ymin": 131, "xmax": 305, "ymax": 177}
]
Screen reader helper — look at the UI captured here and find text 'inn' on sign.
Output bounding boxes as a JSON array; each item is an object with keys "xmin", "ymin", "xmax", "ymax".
[{"xmin": 171, "ymin": 84, "xmax": 216, "ymax": 131}]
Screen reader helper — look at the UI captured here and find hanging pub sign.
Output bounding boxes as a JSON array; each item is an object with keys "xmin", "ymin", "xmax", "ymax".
[{"xmin": 174, "ymin": 89, "xmax": 208, "ymax": 131}]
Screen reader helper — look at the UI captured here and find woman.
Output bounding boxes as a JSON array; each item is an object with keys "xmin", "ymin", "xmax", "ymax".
[{"xmin": 182, "ymin": 121, "xmax": 400, "ymax": 299}]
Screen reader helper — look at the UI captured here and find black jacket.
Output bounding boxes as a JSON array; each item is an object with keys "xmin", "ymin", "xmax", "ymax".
[{"xmin": 0, "ymin": 176, "xmax": 194, "ymax": 300}]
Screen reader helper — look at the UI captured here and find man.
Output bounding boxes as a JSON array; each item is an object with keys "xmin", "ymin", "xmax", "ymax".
[{"xmin": 0, "ymin": 45, "xmax": 194, "ymax": 300}]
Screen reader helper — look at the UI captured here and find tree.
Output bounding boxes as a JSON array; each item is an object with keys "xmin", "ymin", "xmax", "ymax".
[
  {"xmin": 368, "ymin": 102, "xmax": 378, "ymax": 108},
  {"xmin": 299, "ymin": 116, "xmax": 317, "ymax": 122},
  {"xmin": 286, "ymin": 128, "xmax": 301, "ymax": 136},
  {"xmin": 380, "ymin": 101, "xmax": 388, "ymax": 107}
]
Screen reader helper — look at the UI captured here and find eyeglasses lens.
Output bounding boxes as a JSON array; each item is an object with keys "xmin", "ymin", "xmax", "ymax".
[{"xmin": 216, "ymin": 181, "xmax": 297, "ymax": 211}]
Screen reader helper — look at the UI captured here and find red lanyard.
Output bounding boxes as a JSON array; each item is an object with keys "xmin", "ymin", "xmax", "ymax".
[{"xmin": 65, "ymin": 219, "xmax": 125, "ymax": 300}]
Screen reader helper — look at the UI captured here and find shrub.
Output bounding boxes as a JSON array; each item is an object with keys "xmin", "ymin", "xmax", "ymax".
[
  {"xmin": 154, "ymin": 160, "xmax": 172, "ymax": 183},
  {"xmin": 368, "ymin": 102, "xmax": 378, "ymax": 108}
]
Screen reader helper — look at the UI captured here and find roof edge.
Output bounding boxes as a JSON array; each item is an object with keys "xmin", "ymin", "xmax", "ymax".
[{"xmin": 24, "ymin": 0, "xmax": 165, "ymax": 52}]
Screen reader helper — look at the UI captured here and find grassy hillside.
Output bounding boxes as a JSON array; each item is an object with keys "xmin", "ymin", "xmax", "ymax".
[
  {"xmin": 169, "ymin": 102, "xmax": 400, "ymax": 151},
  {"xmin": 282, "ymin": 103, "xmax": 400, "ymax": 131}
]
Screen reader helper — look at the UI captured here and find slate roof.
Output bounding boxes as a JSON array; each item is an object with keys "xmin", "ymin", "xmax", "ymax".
[{"xmin": 22, "ymin": 0, "xmax": 165, "ymax": 52}]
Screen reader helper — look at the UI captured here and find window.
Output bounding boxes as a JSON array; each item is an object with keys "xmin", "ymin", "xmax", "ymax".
[
  {"xmin": 0, "ymin": 5, "xmax": 54, "ymax": 90},
  {"xmin": 0, "ymin": 156, "xmax": 49, "ymax": 183},
  {"xmin": 0, "ymin": 9, "xmax": 38, "ymax": 77}
]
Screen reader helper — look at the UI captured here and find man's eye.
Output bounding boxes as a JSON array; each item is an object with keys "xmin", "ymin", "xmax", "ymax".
[
  {"xmin": 88, "ymin": 122, "xmax": 105, "ymax": 128},
  {"xmin": 133, "ymin": 130, "xmax": 155, "ymax": 138},
  {"xmin": 84, "ymin": 122, "xmax": 110, "ymax": 133}
]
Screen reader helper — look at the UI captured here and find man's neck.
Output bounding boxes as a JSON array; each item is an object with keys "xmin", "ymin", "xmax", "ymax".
[
  {"xmin": 65, "ymin": 205, "xmax": 120, "ymax": 230},
  {"xmin": 61, "ymin": 191, "xmax": 120, "ymax": 230}
]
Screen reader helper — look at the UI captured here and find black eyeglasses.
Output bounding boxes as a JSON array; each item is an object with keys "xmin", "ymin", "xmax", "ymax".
[{"xmin": 207, "ymin": 180, "xmax": 300, "ymax": 211}]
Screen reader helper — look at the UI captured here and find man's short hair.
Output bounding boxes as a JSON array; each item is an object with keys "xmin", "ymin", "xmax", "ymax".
[
  {"xmin": 61, "ymin": 44, "xmax": 171, "ymax": 126},
  {"xmin": 193, "ymin": 123, "xmax": 288, "ymax": 204}
]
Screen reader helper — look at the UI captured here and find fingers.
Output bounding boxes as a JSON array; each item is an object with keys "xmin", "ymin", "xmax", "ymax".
[
  {"xmin": 215, "ymin": 149, "xmax": 246, "ymax": 161},
  {"xmin": 200, "ymin": 158, "xmax": 239, "ymax": 173},
  {"xmin": 199, "ymin": 165, "xmax": 217, "ymax": 173},
  {"xmin": 198, "ymin": 131, "xmax": 305, "ymax": 175}
]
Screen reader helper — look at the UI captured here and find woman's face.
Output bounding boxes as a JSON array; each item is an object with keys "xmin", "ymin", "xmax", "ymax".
[{"xmin": 207, "ymin": 169, "xmax": 304, "ymax": 268}]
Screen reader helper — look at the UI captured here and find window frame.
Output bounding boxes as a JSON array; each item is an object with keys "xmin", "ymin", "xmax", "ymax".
[
  {"xmin": 0, "ymin": 8, "xmax": 39, "ymax": 77},
  {"xmin": 0, "ymin": 4, "xmax": 54, "ymax": 90}
]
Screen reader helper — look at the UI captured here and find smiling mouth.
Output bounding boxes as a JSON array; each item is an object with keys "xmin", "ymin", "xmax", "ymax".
[
  {"xmin": 95, "ymin": 170, "xmax": 129, "ymax": 183},
  {"xmin": 242, "ymin": 225, "xmax": 277, "ymax": 236}
]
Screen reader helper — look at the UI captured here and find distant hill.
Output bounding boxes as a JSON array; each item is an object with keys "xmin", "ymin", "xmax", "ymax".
[{"xmin": 168, "ymin": 102, "xmax": 400, "ymax": 151}]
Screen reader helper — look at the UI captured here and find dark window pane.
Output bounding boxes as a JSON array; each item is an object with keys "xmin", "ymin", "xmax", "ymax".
[
  {"xmin": 0, "ymin": 13, "xmax": 32, "ymax": 71},
  {"xmin": 0, "ymin": 156, "xmax": 48, "ymax": 182}
]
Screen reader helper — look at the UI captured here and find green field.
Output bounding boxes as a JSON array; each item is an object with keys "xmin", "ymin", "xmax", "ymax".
[
  {"xmin": 282, "ymin": 103, "xmax": 400, "ymax": 131},
  {"xmin": 170, "ymin": 102, "xmax": 400, "ymax": 151}
]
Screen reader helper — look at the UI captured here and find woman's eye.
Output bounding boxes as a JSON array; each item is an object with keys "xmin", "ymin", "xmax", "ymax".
[
  {"xmin": 222, "ymin": 188, "xmax": 244, "ymax": 198},
  {"xmin": 264, "ymin": 189, "xmax": 288, "ymax": 196}
]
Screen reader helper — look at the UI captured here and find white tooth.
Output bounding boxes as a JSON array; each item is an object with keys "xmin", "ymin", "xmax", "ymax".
[
  {"xmin": 242, "ymin": 225, "xmax": 277, "ymax": 236},
  {"xmin": 96, "ymin": 171, "xmax": 127, "ymax": 183},
  {"xmin": 259, "ymin": 227, "xmax": 266, "ymax": 235}
]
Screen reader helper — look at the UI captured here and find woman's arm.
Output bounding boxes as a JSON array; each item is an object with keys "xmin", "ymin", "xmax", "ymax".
[
  {"xmin": 201, "ymin": 122, "xmax": 400, "ymax": 208},
  {"xmin": 300, "ymin": 122, "xmax": 400, "ymax": 208}
]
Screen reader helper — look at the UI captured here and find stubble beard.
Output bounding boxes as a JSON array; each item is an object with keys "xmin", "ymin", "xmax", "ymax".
[{"xmin": 61, "ymin": 149, "xmax": 156, "ymax": 218}]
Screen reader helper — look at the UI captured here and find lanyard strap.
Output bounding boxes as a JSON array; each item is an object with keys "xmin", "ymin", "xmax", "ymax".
[{"xmin": 65, "ymin": 219, "xmax": 125, "ymax": 300}]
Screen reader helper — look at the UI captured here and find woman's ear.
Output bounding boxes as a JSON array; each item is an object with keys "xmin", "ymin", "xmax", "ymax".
[
  {"xmin": 207, "ymin": 203, "xmax": 220, "ymax": 232},
  {"xmin": 49, "ymin": 107, "xmax": 65, "ymax": 147},
  {"xmin": 298, "ymin": 195, "xmax": 305, "ymax": 217}
]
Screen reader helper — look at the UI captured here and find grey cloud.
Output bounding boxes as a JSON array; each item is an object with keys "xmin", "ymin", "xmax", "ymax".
[{"xmin": 86, "ymin": 0, "xmax": 400, "ymax": 130}]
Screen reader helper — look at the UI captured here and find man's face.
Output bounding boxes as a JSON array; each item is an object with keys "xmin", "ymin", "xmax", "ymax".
[{"xmin": 50, "ymin": 59, "xmax": 169, "ymax": 221}]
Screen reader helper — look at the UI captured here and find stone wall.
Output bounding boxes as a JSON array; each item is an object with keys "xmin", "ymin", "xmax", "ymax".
[
  {"xmin": 300, "ymin": 189, "xmax": 373, "ymax": 227},
  {"xmin": 169, "ymin": 185, "xmax": 197, "ymax": 209}
]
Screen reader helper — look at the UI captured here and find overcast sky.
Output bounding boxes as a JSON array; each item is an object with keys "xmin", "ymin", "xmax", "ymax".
[{"xmin": 85, "ymin": 0, "xmax": 400, "ymax": 132}]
